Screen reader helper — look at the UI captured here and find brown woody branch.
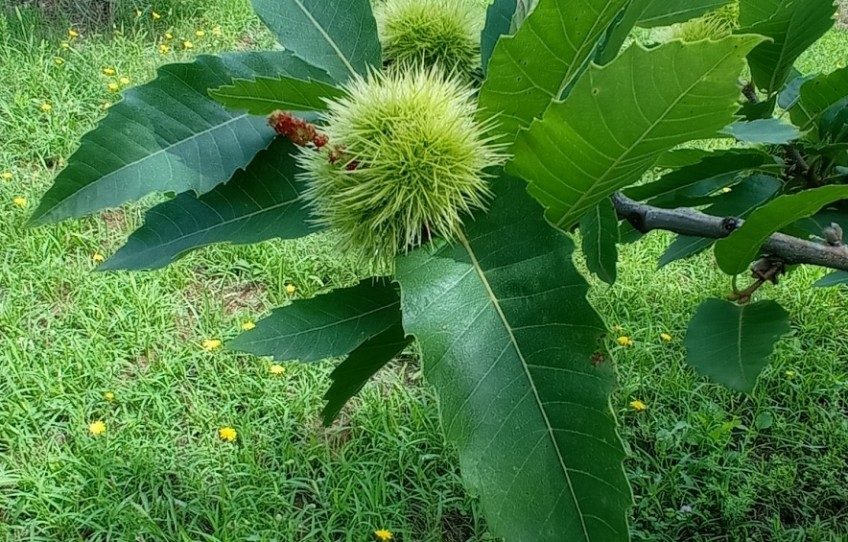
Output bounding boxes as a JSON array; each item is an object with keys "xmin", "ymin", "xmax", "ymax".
[{"xmin": 611, "ymin": 192, "xmax": 848, "ymax": 272}]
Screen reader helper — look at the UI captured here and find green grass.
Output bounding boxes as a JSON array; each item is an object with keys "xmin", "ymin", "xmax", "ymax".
[{"xmin": 1, "ymin": 2, "xmax": 848, "ymax": 541}]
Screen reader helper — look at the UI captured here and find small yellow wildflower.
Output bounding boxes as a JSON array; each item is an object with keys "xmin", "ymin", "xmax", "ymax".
[
  {"xmin": 88, "ymin": 420, "xmax": 106, "ymax": 436},
  {"xmin": 241, "ymin": 320, "xmax": 256, "ymax": 331},
  {"xmin": 285, "ymin": 284, "xmax": 296, "ymax": 295},
  {"xmin": 212, "ymin": 26, "xmax": 222, "ymax": 36},
  {"xmin": 102, "ymin": 67, "xmax": 116, "ymax": 76},
  {"xmin": 785, "ymin": 370, "xmax": 797, "ymax": 379},
  {"xmin": 54, "ymin": 57, "xmax": 64, "ymax": 65},
  {"xmin": 92, "ymin": 253, "xmax": 105, "ymax": 264},
  {"xmin": 1, "ymin": 172, "xmax": 12, "ymax": 181},
  {"xmin": 119, "ymin": 76, "xmax": 130, "ymax": 86},
  {"xmin": 108, "ymin": 82, "xmax": 120, "ymax": 92},
  {"xmin": 629, "ymin": 400, "xmax": 647, "ymax": 411},
  {"xmin": 103, "ymin": 391, "xmax": 115, "ymax": 401},
  {"xmin": 182, "ymin": 40, "xmax": 193, "ymax": 50},
  {"xmin": 616, "ymin": 336, "xmax": 634, "ymax": 347},
  {"xmin": 374, "ymin": 530, "xmax": 393, "ymax": 541},
  {"xmin": 68, "ymin": 29, "xmax": 79, "ymax": 38},
  {"xmin": 13, "ymin": 197, "xmax": 27, "ymax": 208},
  {"xmin": 164, "ymin": 32, "xmax": 173, "ymax": 40},
  {"xmin": 101, "ymin": 101, "xmax": 112, "ymax": 110},
  {"xmin": 195, "ymin": 29, "xmax": 205, "ymax": 37},
  {"xmin": 151, "ymin": 11, "xmax": 161, "ymax": 20},
  {"xmin": 660, "ymin": 333, "xmax": 672, "ymax": 342},
  {"xmin": 269, "ymin": 364, "xmax": 285, "ymax": 376},
  {"xmin": 40, "ymin": 102, "xmax": 52, "ymax": 112},
  {"xmin": 202, "ymin": 339, "xmax": 222, "ymax": 351},
  {"xmin": 60, "ymin": 41, "xmax": 70, "ymax": 49},
  {"xmin": 219, "ymin": 426, "xmax": 237, "ymax": 442},
  {"xmin": 159, "ymin": 44, "xmax": 171, "ymax": 54}
]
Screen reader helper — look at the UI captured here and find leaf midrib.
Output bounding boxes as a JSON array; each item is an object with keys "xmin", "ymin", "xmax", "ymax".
[{"xmin": 291, "ymin": 0, "xmax": 356, "ymax": 78}]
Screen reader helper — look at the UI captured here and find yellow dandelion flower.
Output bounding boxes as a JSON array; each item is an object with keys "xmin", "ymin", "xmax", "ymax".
[
  {"xmin": 102, "ymin": 67, "xmax": 116, "ymax": 76},
  {"xmin": 374, "ymin": 530, "xmax": 393, "ymax": 541},
  {"xmin": 616, "ymin": 336, "xmax": 634, "ymax": 347},
  {"xmin": 159, "ymin": 44, "xmax": 171, "ymax": 54},
  {"xmin": 54, "ymin": 57, "xmax": 64, "ymax": 65},
  {"xmin": 103, "ymin": 391, "xmax": 115, "ymax": 401},
  {"xmin": 107, "ymin": 82, "xmax": 120, "ymax": 92},
  {"xmin": 785, "ymin": 370, "xmax": 797, "ymax": 378},
  {"xmin": 660, "ymin": 333, "xmax": 672, "ymax": 342},
  {"xmin": 60, "ymin": 41, "xmax": 70, "ymax": 49},
  {"xmin": 92, "ymin": 253, "xmax": 105, "ymax": 263},
  {"xmin": 119, "ymin": 76, "xmax": 130, "ymax": 86},
  {"xmin": 241, "ymin": 320, "xmax": 256, "ymax": 331},
  {"xmin": 1, "ymin": 172, "xmax": 12, "ymax": 181},
  {"xmin": 13, "ymin": 197, "xmax": 27, "ymax": 208},
  {"xmin": 219, "ymin": 426, "xmax": 237, "ymax": 442},
  {"xmin": 68, "ymin": 29, "xmax": 79, "ymax": 38},
  {"xmin": 212, "ymin": 26, "xmax": 222, "ymax": 36},
  {"xmin": 269, "ymin": 364, "xmax": 285, "ymax": 376},
  {"xmin": 629, "ymin": 400, "xmax": 647, "ymax": 411},
  {"xmin": 202, "ymin": 339, "xmax": 222, "ymax": 351},
  {"xmin": 195, "ymin": 29, "xmax": 205, "ymax": 37},
  {"xmin": 285, "ymin": 284, "xmax": 296, "ymax": 295},
  {"xmin": 151, "ymin": 11, "xmax": 161, "ymax": 20},
  {"xmin": 182, "ymin": 40, "xmax": 193, "ymax": 49},
  {"xmin": 88, "ymin": 420, "xmax": 106, "ymax": 435},
  {"xmin": 40, "ymin": 102, "xmax": 52, "ymax": 112}
]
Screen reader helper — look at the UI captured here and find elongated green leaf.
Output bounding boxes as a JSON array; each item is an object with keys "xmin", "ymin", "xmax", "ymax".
[
  {"xmin": 737, "ymin": 0, "xmax": 836, "ymax": 95},
  {"xmin": 230, "ymin": 280, "xmax": 400, "ymax": 361},
  {"xmin": 479, "ymin": 0, "xmax": 629, "ymax": 142},
  {"xmin": 721, "ymin": 119, "xmax": 802, "ymax": 145},
  {"xmin": 322, "ymin": 322, "xmax": 412, "ymax": 425},
  {"xmin": 210, "ymin": 76, "xmax": 344, "ymax": 115},
  {"xmin": 790, "ymin": 67, "xmax": 848, "ymax": 133},
  {"xmin": 481, "ymin": 0, "xmax": 518, "ymax": 74},
  {"xmin": 684, "ymin": 299, "xmax": 791, "ymax": 393},
  {"xmin": 397, "ymin": 175, "xmax": 630, "ymax": 542},
  {"xmin": 580, "ymin": 198, "xmax": 619, "ymax": 284},
  {"xmin": 658, "ymin": 175, "xmax": 781, "ymax": 267},
  {"xmin": 31, "ymin": 52, "xmax": 329, "ymax": 226},
  {"xmin": 250, "ymin": 0, "xmax": 380, "ymax": 82},
  {"xmin": 815, "ymin": 271, "xmax": 848, "ymax": 288},
  {"xmin": 102, "ymin": 138, "xmax": 319, "ymax": 271},
  {"xmin": 715, "ymin": 186, "xmax": 848, "ymax": 275},
  {"xmin": 510, "ymin": 37, "xmax": 763, "ymax": 230}
]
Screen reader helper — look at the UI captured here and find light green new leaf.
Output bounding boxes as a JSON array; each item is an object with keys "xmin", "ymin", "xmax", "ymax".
[
  {"xmin": 714, "ymin": 185, "xmax": 848, "ymax": 275},
  {"xmin": 210, "ymin": 76, "xmax": 345, "ymax": 115},
  {"xmin": 102, "ymin": 138, "xmax": 319, "ymax": 271},
  {"xmin": 397, "ymin": 175, "xmax": 630, "ymax": 542},
  {"xmin": 250, "ymin": 0, "xmax": 380, "ymax": 82},
  {"xmin": 684, "ymin": 299, "xmax": 791, "ymax": 393},
  {"xmin": 737, "ymin": 0, "xmax": 836, "ymax": 96},
  {"xmin": 510, "ymin": 36, "xmax": 763, "ymax": 230},
  {"xmin": 790, "ymin": 66, "xmax": 848, "ymax": 134},
  {"xmin": 322, "ymin": 322, "xmax": 412, "ymax": 425},
  {"xmin": 230, "ymin": 280, "xmax": 400, "ymax": 361},
  {"xmin": 580, "ymin": 198, "xmax": 619, "ymax": 284},
  {"xmin": 31, "ymin": 52, "xmax": 330, "ymax": 225},
  {"xmin": 478, "ymin": 0, "xmax": 629, "ymax": 143}
]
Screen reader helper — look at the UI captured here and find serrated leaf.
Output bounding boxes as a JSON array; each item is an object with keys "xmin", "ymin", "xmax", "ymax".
[
  {"xmin": 31, "ymin": 52, "xmax": 328, "ymax": 225},
  {"xmin": 684, "ymin": 299, "xmax": 791, "ymax": 393},
  {"xmin": 510, "ymin": 37, "xmax": 763, "ymax": 230},
  {"xmin": 737, "ymin": 0, "xmax": 836, "ymax": 95},
  {"xmin": 210, "ymin": 75, "xmax": 344, "ymax": 115},
  {"xmin": 481, "ymin": 0, "xmax": 518, "ymax": 74},
  {"xmin": 479, "ymin": 0, "xmax": 629, "ymax": 143},
  {"xmin": 102, "ymin": 138, "xmax": 319, "ymax": 271},
  {"xmin": 322, "ymin": 322, "xmax": 412, "ymax": 425},
  {"xmin": 250, "ymin": 0, "xmax": 380, "ymax": 82},
  {"xmin": 658, "ymin": 175, "xmax": 780, "ymax": 267},
  {"xmin": 580, "ymin": 198, "xmax": 619, "ymax": 284},
  {"xmin": 790, "ymin": 66, "xmax": 848, "ymax": 134},
  {"xmin": 396, "ymin": 175, "xmax": 630, "ymax": 542},
  {"xmin": 230, "ymin": 279, "xmax": 400, "ymax": 361},
  {"xmin": 721, "ymin": 119, "xmax": 802, "ymax": 145},
  {"xmin": 815, "ymin": 271, "xmax": 848, "ymax": 288},
  {"xmin": 715, "ymin": 185, "xmax": 848, "ymax": 275}
]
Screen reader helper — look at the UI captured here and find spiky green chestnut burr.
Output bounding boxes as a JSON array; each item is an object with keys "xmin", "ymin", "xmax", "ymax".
[
  {"xmin": 673, "ymin": 1, "xmax": 740, "ymax": 41},
  {"xmin": 373, "ymin": 0, "xmax": 484, "ymax": 75},
  {"xmin": 298, "ymin": 67, "xmax": 505, "ymax": 267}
]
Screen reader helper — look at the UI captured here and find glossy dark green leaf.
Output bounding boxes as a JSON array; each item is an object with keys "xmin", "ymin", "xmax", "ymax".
[
  {"xmin": 102, "ymin": 138, "xmax": 319, "ymax": 271},
  {"xmin": 509, "ymin": 35, "xmax": 763, "ymax": 231},
  {"xmin": 814, "ymin": 271, "xmax": 848, "ymax": 288},
  {"xmin": 31, "ymin": 52, "xmax": 328, "ymax": 225},
  {"xmin": 322, "ymin": 322, "xmax": 412, "ymax": 425},
  {"xmin": 790, "ymin": 66, "xmax": 848, "ymax": 134},
  {"xmin": 715, "ymin": 186, "xmax": 848, "ymax": 275},
  {"xmin": 230, "ymin": 279, "xmax": 400, "ymax": 361},
  {"xmin": 210, "ymin": 75, "xmax": 344, "ymax": 115},
  {"xmin": 721, "ymin": 119, "xmax": 802, "ymax": 145},
  {"xmin": 396, "ymin": 175, "xmax": 630, "ymax": 542},
  {"xmin": 479, "ymin": 0, "xmax": 629, "ymax": 143},
  {"xmin": 250, "ymin": 0, "xmax": 380, "ymax": 82},
  {"xmin": 580, "ymin": 198, "xmax": 619, "ymax": 284},
  {"xmin": 737, "ymin": 0, "xmax": 836, "ymax": 95},
  {"xmin": 684, "ymin": 299, "xmax": 791, "ymax": 393},
  {"xmin": 481, "ymin": 0, "xmax": 518, "ymax": 74}
]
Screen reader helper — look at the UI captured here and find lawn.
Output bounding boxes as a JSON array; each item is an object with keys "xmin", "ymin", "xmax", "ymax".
[{"xmin": 1, "ymin": 2, "xmax": 847, "ymax": 541}]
